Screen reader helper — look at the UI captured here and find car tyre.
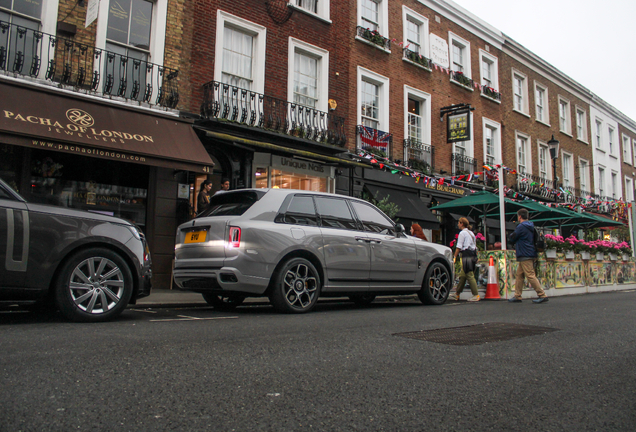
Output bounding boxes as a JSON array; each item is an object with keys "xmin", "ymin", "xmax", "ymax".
[
  {"xmin": 349, "ymin": 294, "xmax": 376, "ymax": 306},
  {"xmin": 418, "ymin": 262, "xmax": 451, "ymax": 305},
  {"xmin": 55, "ymin": 248, "xmax": 134, "ymax": 322},
  {"xmin": 201, "ymin": 293, "xmax": 246, "ymax": 310},
  {"xmin": 269, "ymin": 257, "xmax": 321, "ymax": 314}
]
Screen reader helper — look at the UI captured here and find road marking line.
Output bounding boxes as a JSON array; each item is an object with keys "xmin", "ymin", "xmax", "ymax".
[{"xmin": 150, "ymin": 316, "xmax": 238, "ymax": 322}]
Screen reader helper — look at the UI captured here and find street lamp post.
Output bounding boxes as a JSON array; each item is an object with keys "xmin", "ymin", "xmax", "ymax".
[{"xmin": 548, "ymin": 135, "xmax": 560, "ymax": 190}]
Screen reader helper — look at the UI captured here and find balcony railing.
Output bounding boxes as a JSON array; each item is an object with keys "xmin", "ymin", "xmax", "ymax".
[
  {"xmin": 450, "ymin": 71, "xmax": 474, "ymax": 89},
  {"xmin": 482, "ymin": 85, "xmax": 501, "ymax": 101},
  {"xmin": 356, "ymin": 125, "xmax": 392, "ymax": 158},
  {"xmin": 404, "ymin": 138, "xmax": 433, "ymax": 174},
  {"xmin": 403, "ymin": 47, "xmax": 432, "ymax": 69},
  {"xmin": 452, "ymin": 152, "xmax": 477, "ymax": 175},
  {"xmin": 201, "ymin": 80, "xmax": 346, "ymax": 147},
  {"xmin": 0, "ymin": 20, "xmax": 179, "ymax": 108},
  {"xmin": 356, "ymin": 26, "xmax": 391, "ymax": 50}
]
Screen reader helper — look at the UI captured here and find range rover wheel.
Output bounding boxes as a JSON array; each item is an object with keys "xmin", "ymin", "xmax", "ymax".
[
  {"xmin": 55, "ymin": 248, "xmax": 133, "ymax": 322},
  {"xmin": 349, "ymin": 294, "xmax": 376, "ymax": 306},
  {"xmin": 202, "ymin": 293, "xmax": 246, "ymax": 310},
  {"xmin": 417, "ymin": 262, "xmax": 451, "ymax": 305},
  {"xmin": 269, "ymin": 257, "xmax": 321, "ymax": 314}
]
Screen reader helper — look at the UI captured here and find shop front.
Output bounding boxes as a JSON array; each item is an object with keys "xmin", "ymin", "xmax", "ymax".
[
  {"xmin": 253, "ymin": 153, "xmax": 335, "ymax": 192},
  {"xmin": 0, "ymin": 81, "xmax": 214, "ymax": 288}
]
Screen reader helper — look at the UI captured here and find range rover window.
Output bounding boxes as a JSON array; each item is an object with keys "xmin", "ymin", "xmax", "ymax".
[
  {"xmin": 314, "ymin": 197, "xmax": 357, "ymax": 230},
  {"xmin": 197, "ymin": 191, "xmax": 266, "ymax": 217},
  {"xmin": 284, "ymin": 195, "xmax": 318, "ymax": 226},
  {"xmin": 350, "ymin": 201, "xmax": 395, "ymax": 235}
]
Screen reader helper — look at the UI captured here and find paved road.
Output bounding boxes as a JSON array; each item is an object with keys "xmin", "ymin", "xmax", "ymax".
[{"xmin": 1, "ymin": 292, "xmax": 635, "ymax": 431}]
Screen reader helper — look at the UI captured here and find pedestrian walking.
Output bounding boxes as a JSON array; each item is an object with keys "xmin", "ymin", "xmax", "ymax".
[
  {"xmin": 197, "ymin": 180, "xmax": 212, "ymax": 214},
  {"xmin": 449, "ymin": 217, "xmax": 480, "ymax": 302},
  {"xmin": 410, "ymin": 223, "xmax": 428, "ymax": 241},
  {"xmin": 507, "ymin": 208, "xmax": 549, "ymax": 303}
]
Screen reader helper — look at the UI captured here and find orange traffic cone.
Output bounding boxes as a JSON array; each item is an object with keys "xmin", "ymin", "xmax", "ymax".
[{"xmin": 484, "ymin": 256, "xmax": 501, "ymax": 300}]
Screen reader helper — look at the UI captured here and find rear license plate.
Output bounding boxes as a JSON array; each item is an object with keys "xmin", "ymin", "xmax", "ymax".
[{"xmin": 184, "ymin": 230, "xmax": 207, "ymax": 244}]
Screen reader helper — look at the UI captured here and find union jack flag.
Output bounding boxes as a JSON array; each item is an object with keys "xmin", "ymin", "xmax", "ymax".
[{"xmin": 357, "ymin": 125, "xmax": 392, "ymax": 153}]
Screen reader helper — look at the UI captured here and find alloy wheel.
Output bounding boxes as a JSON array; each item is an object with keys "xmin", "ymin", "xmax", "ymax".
[
  {"xmin": 68, "ymin": 257, "xmax": 125, "ymax": 314},
  {"xmin": 282, "ymin": 263, "xmax": 318, "ymax": 309}
]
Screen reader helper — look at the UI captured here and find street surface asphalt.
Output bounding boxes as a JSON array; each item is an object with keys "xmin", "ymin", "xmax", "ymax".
[{"xmin": 1, "ymin": 291, "xmax": 635, "ymax": 431}]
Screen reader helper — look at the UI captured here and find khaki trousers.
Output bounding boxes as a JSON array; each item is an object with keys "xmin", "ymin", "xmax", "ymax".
[
  {"xmin": 456, "ymin": 258, "xmax": 479, "ymax": 296},
  {"xmin": 515, "ymin": 259, "xmax": 546, "ymax": 299}
]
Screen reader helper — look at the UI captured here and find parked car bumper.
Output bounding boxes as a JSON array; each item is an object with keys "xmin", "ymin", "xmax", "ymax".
[{"xmin": 173, "ymin": 267, "xmax": 270, "ymax": 295}]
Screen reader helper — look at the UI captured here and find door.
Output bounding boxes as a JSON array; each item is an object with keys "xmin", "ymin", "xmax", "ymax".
[
  {"xmin": 315, "ymin": 196, "xmax": 370, "ymax": 291},
  {"xmin": 349, "ymin": 201, "xmax": 419, "ymax": 290},
  {"xmin": 0, "ymin": 189, "xmax": 29, "ymax": 288}
]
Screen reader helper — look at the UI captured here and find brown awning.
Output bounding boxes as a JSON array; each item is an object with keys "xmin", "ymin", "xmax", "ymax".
[{"xmin": 0, "ymin": 81, "xmax": 214, "ymax": 173}]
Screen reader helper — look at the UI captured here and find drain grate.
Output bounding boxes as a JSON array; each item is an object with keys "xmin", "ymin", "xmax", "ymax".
[{"xmin": 394, "ymin": 322, "xmax": 558, "ymax": 346}]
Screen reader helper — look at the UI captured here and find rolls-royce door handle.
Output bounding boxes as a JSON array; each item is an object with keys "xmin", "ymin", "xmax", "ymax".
[
  {"xmin": 368, "ymin": 238, "xmax": 382, "ymax": 244},
  {"xmin": 355, "ymin": 236, "xmax": 369, "ymax": 243}
]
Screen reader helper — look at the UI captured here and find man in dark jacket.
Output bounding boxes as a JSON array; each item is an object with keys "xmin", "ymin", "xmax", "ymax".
[{"xmin": 507, "ymin": 208, "xmax": 549, "ymax": 303}]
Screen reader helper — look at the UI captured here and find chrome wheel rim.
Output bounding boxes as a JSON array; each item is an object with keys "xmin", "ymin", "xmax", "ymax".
[
  {"xmin": 68, "ymin": 257, "xmax": 125, "ymax": 314},
  {"xmin": 428, "ymin": 266, "xmax": 450, "ymax": 301},
  {"xmin": 283, "ymin": 263, "xmax": 318, "ymax": 309}
]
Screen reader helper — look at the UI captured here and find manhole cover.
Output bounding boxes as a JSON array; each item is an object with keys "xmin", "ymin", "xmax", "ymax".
[{"xmin": 394, "ymin": 322, "xmax": 558, "ymax": 346}]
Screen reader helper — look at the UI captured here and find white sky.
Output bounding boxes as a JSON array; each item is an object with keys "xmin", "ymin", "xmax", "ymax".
[{"xmin": 449, "ymin": 0, "xmax": 636, "ymax": 124}]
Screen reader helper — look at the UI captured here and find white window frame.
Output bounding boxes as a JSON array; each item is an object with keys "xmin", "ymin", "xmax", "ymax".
[
  {"xmin": 608, "ymin": 126, "xmax": 616, "ymax": 157},
  {"xmin": 357, "ymin": 66, "xmax": 389, "ymax": 130},
  {"xmin": 597, "ymin": 166, "xmax": 606, "ymax": 197},
  {"xmin": 213, "ymin": 10, "xmax": 267, "ymax": 95},
  {"xmin": 402, "ymin": 6, "xmax": 429, "ymax": 59},
  {"xmin": 633, "ymin": 138, "xmax": 636, "ymax": 166},
  {"xmin": 623, "ymin": 134, "xmax": 632, "ymax": 166},
  {"xmin": 579, "ymin": 157, "xmax": 589, "ymax": 193},
  {"xmin": 515, "ymin": 131, "xmax": 532, "ymax": 174},
  {"xmin": 403, "ymin": 85, "xmax": 431, "ymax": 145},
  {"xmin": 479, "ymin": 49, "xmax": 498, "ymax": 92},
  {"xmin": 595, "ymin": 119, "xmax": 603, "ymax": 149},
  {"xmin": 575, "ymin": 106, "xmax": 588, "ymax": 143},
  {"xmin": 558, "ymin": 96, "xmax": 572, "ymax": 136},
  {"xmin": 449, "ymin": 32, "xmax": 471, "ymax": 77},
  {"xmin": 482, "ymin": 118, "xmax": 501, "ymax": 165},
  {"xmin": 625, "ymin": 176, "xmax": 634, "ymax": 202},
  {"xmin": 289, "ymin": 0, "xmax": 331, "ymax": 23},
  {"xmin": 512, "ymin": 69, "xmax": 529, "ymax": 116},
  {"xmin": 611, "ymin": 171, "xmax": 618, "ymax": 198},
  {"xmin": 358, "ymin": 0, "xmax": 388, "ymax": 36},
  {"xmin": 537, "ymin": 140, "xmax": 552, "ymax": 181},
  {"xmin": 561, "ymin": 150, "xmax": 574, "ymax": 188},
  {"xmin": 534, "ymin": 82, "xmax": 549, "ymax": 125},
  {"xmin": 287, "ymin": 38, "xmax": 329, "ymax": 112},
  {"xmin": 95, "ymin": 0, "xmax": 168, "ymax": 68}
]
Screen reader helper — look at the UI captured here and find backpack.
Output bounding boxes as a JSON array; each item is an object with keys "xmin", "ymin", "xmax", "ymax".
[{"xmin": 533, "ymin": 227, "xmax": 546, "ymax": 252}]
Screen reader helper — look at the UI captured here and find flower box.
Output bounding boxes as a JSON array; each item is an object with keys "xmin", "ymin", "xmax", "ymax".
[
  {"xmin": 580, "ymin": 251, "xmax": 591, "ymax": 260},
  {"xmin": 609, "ymin": 253, "xmax": 618, "ymax": 261},
  {"xmin": 623, "ymin": 254, "xmax": 631, "ymax": 261},
  {"xmin": 596, "ymin": 252, "xmax": 605, "ymax": 261},
  {"xmin": 565, "ymin": 251, "xmax": 575, "ymax": 260},
  {"xmin": 545, "ymin": 249, "xmax": 557, "ymax": 259}
]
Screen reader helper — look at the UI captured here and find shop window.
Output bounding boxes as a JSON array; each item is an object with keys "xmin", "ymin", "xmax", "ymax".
[
  {"xmin": 28, "ymin": 150, "xmax": 149, "ymax": 229},
  {"xmin": 271, "ymin": 169, "xmax": 327, "ymax": 192}
]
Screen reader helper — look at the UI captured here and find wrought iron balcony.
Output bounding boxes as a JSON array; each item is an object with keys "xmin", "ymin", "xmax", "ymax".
[
  {"xmin": 356, "ymin": 125, "xmax": 392, "ymax": 158},
  {"xmin": 481, "ymin": 85, "xmax": 501, "ymax": 101},
  {"xmin": 452, "ymin": 152, "xmax": 477, "ymax": 175},
  {"xmin": 0, "ymin": 20, "xmax": 179, "ymax": 108},
  {"xmin": 404, "ymin": 138, "xmax": 434, "ymax": 174},
  {"xmin": 450, "ymin": 70, "xmax": 474, "ymax": 90},
  {"xmin": 356, "ymin": 26, "xmax": 391, "ymax": 50},
  {"xmin": 201, "ymin": 80, "xmax": 346, "ymax": 147},
  {"xmin": 403, "ymin": 47, "xmax": 432, "ymax": 69}
]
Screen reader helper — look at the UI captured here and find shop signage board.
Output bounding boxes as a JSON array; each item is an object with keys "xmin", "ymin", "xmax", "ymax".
[
  {"xmin": 447, "ymin": 111, "xmax": 471, "ymax": 143},
  {"xmin": 0, "ymin": 82, "xmax": 213, "ymax": 173},
  {"xmin": 85, "ymin": 0, "xmax": 99, "ymax": 28}
]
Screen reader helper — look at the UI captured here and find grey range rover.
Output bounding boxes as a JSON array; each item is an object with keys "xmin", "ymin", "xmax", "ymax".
[
  {"xmin": 0, "ymin": 178, "xmax": 151, "ymax": 322},
  {"xmin": 174, "ymin": 189, "xmax": 453, "ymax": 313}
]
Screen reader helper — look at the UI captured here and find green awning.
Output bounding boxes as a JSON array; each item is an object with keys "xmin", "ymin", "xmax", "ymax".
[{"xmin": 429, "ymin": 191, "xmax": 526, "ymax": 218}]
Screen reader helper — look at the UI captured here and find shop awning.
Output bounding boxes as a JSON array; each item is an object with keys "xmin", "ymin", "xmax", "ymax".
[
  {"xmin": 197, "ymin": 128, "xmax": 368, "ymax": 168},
  {"xmin": 365, "ymin": 184, "xmax": 440, "ymax": 229},
  {"xmin": 0, "ymin": 81, "xmax": 214, "ymax": 173},
  {"xmin": 430, "ymin": 191, "xmax": 527, "ymax": 218}
]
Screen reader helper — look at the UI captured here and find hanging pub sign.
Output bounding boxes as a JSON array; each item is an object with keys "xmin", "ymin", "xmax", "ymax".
[{"xmin": 447, "ymin": 111, "xmax": 471, "ymax": 143}]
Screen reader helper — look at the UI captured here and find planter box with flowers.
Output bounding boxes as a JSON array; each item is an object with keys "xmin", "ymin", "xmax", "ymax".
[
  {"xmin": 596, "ymin": 252, "xmax": 605, "ymax": 261},
  {"xmin": 359, "ymin": 27, "xmax": 390, "ymax": 50},
  {"xmin": 565, "ymin": 250, "xmax": 575, "ymax": 260},
  {"xmin": 618, "ymin": 242, "xmax": 632, "ymax": 261}
]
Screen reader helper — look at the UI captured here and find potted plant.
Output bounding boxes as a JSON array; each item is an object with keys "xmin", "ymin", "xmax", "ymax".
[
  {"xmin": 579, "ymin": 240, "xmax": 592, "ymax": 260},
  {"xmin": 619, "ymin": 242, "xmax": 632, "ymax": 261},
  {"xmin": 363, "ymin": 28, "xmax": 386, "ymax": 48},
  {"xmin": 563, "ymin": 236, "xmax": 578, "ymax": 260},
  {"xmin": 544, "ymin": 234, "xmax": 563, "ymax": 259}
]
